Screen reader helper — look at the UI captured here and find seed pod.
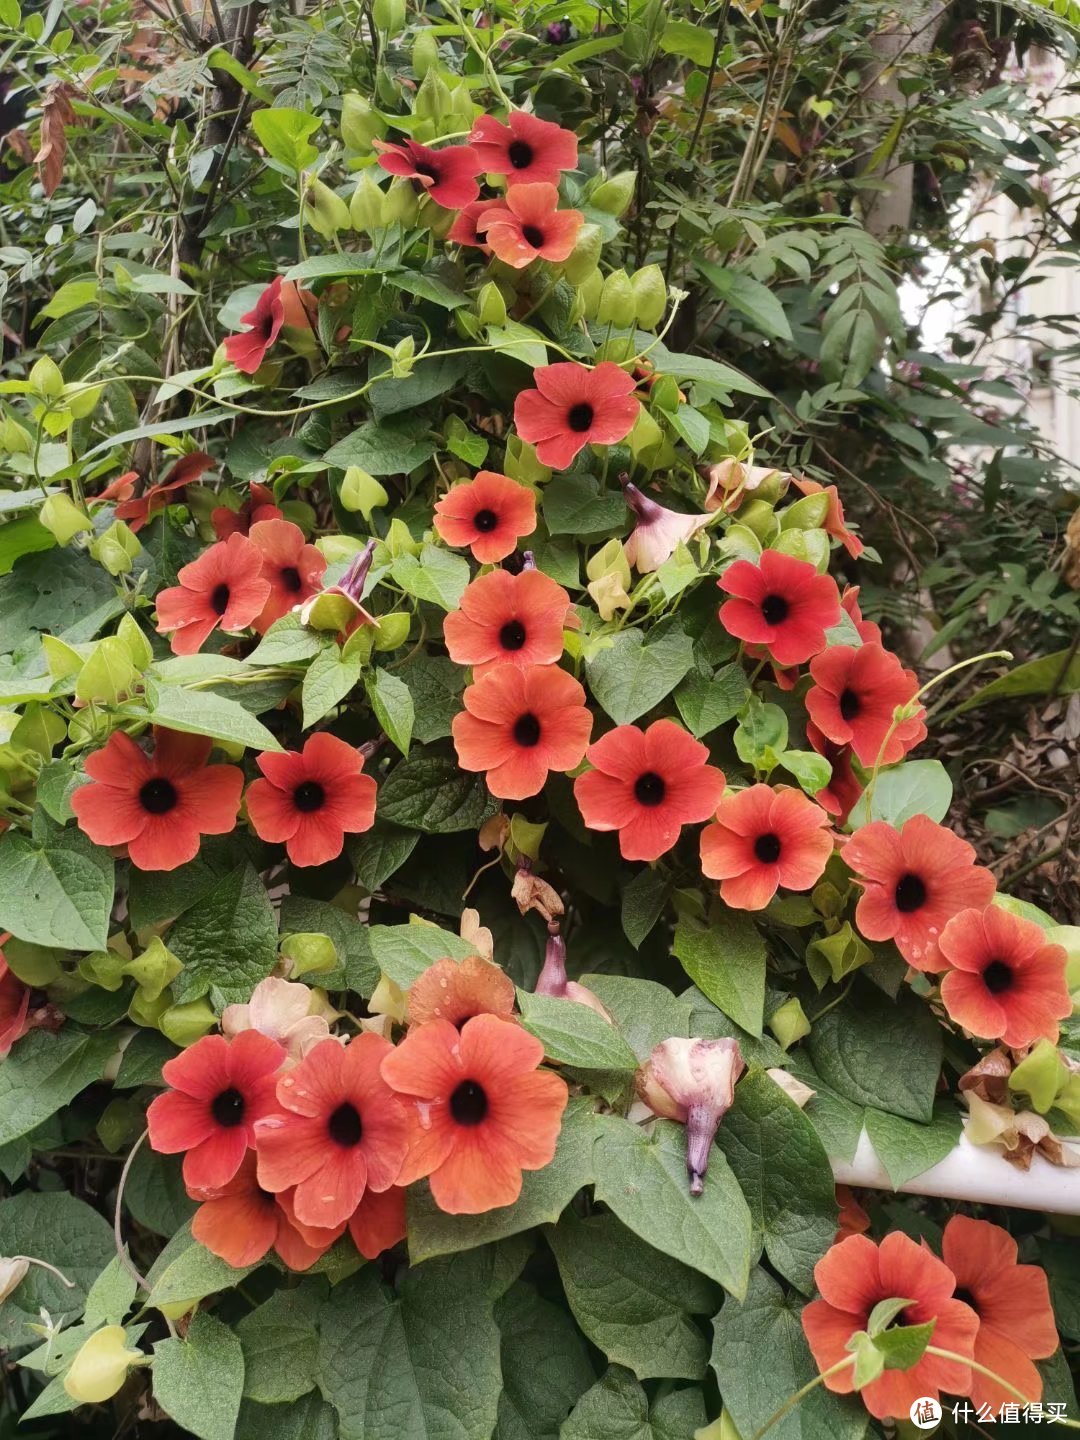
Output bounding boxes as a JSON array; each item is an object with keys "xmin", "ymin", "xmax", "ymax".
[
  {"xmin": 413, "ymin": 28, "xmax": 439, "ymax": 79},
  {"xmin": 304, "ymin": 175, "xmax": 351, "ymax": 238},
  {"xmin": 341, "ymin": 93, "xmax": 387, "ymax": 153},
  {"xmin": 561, "ymin": 223, "xmax": 602, "ymax": 284},
  {"xmin": 589, "ymin": 169, "xmax": 636, "ymax": 216},
  {"xmin": 631, "ymin": 263, "xmax": 666, "ymax": 328},
  {"xmin": 597, "ymin": 269, "xmax": 636, "ymax": 327}
]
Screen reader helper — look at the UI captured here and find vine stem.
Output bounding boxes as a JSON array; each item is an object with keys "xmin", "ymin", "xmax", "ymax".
[
  {"xmin": 749, "ymin": 1356, "xmax": 855, "ymax": 1439},
  {"xmin": 114, "ymin": 1128, "xmax": 151, "ymax": 1294},
  {"xmin": 12, "ymin": 1257, "xmax": 76, "ymax": 1288}
]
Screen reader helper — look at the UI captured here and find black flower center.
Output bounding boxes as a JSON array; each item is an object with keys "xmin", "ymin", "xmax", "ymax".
[
  {"xmin": 139, "ymin": 777, "xmax": 178, "ymax": 815},
  {"xmin": 567, "ymin": 402, "xmax": 594, "ymax": 433},
  {"xmin": 634, "ymin": 771, "xmax": 666, "ymax": 807},
  {"xmin": 522, "ymin": 224, "xmax": 545, "ymax": 248},
  {"xmin": 328, "ymin": 1101, "xmax": 363, "ymax": 1147},
  {"xmin": 839, "ymin": 688, "xmax": 861, "ymax": 721},
  {"xmin": 507, "ymin": 139, "xmax": 534, "ymax": 170},
  {"xmin": 293, "ymin": 780, "xmax": 326, "ymax": 813},
  {"xmin": 754, "ymin": 832, "xmax": 782, "ymax": 864},
  {"xmin": 499, "ymin": 619, "xmax": 528, "ymax": 651},
  {"xmin": 953, "ymin": 1287, "xmax": 978, "ymax": 1313},
  {"xmin": 894, "ymin": 873, "xmax": 927, "ymax": 913},
  {"xmin": 211, "ymin": 1087, "xmax": 246, "ymax": 1128},
  {"xmin": 281, "ymin": 565, "xmax": 303, "ymax": 593},
  {"xmin": 474, "ymin": 507, "xmax": 499, "ymax": 532},
  {"xmin": 450, "ymin": 1079, "xmax": 488, "ymax": 1126},
  {"xmin": 513, "ymin": 713, "xmax": 542, "ymax": 747},
  {"xmin": 760, "ymin": 593, "xmax": 789, "ymax": 625},
  {"xmin": 210, "ymin": 583, "xmax": 231, "ymax": 615},
  {"xmin": 983, "ymin": 960, "xmax": 1013, "ymax": 995},
  {"xmin": 414, "ymin": 159, "xmax": 440, "ymax": 183}
]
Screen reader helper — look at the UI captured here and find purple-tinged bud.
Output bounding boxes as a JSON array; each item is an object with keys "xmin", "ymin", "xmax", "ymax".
[
  {"xmin": 622, "ymin": 480, "xmax": 713, "ymax": 573},
  {"xmin": 637, "ymin": 1037, "xmax": 745, "ymax": 1195},
  {"xmin": 535, "ymin": 924, "xmax": 612, "ymax": 1019}
]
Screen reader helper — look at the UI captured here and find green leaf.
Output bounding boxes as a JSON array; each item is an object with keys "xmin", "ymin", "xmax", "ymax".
[
  {"xmin": 518, "ymin": 989, "xmax": 639, "ymax": 1071},
  {"xmin": 247, "ymin": 614, "xmax": 329, "ymax": 665},
  {"xmin": 123, "ymin": 1148, "xmax": 197, "ymax": 1237},
  {"xmin": 714, "ymin": 1070, "xmax": 837, "ymax": 1293},
  {"xmin": 780, "ymin": 749, "xmax": 833, "ymax": 795},
  {"xmin": 237, "ymin": 1281, "xmax": 325, "ymax": 1404},
  {"xmin": 547, "ymin": 1211, "xmax": 716, "ymax": 1380},
  {"xmin": 711, "ymin": 1267, "xmax": 868, "ymax": 1440},
  {"xmin": 579, "ymin": 975, "xmax": 690, "ymax": 1061},
  {"xmin": 236, "ymin": 1394, "xmax": 338, "ymax": 1440},
  {"xmin": 1039, "ymin": 1238, "xmax": 1080, "ymax": 1341},
  {"xmin": 494, "ymin": 1281, "xmax": 595, "ymax": 1440},
  {"xmin": 486, "ymin": 320, "xmax": 549, "ymax": 369},
  {"xmin": 348, "ymin": 821, "xmax": 421, "ymax": 891},
  {"xmin": 83, "ymin": 1254, "xmax": 138, "ymax": 1328},
  {"xmin": 846, "ymin": 759, "xmax": 952, "ymax": 828},
  {"xmin": 371, "ymin": 353, "xmax": 469, "ymax": 417},
  {"xmin": 317, "ymin": 1255, "xmax": 502, "ymax": 1440},
  {"xmin": 398, "ymin": 655, "xmax": 465, "ymax": 744},
  {"xmin": 863, "ymin": 1102, "xmax": 962, "ymax": 1187},
  {"xmin": 0, "ymin": 1028, "xmax": 114, "ymax": 1148},
  {"xmin": 562, "ymin": 1366, "xmax": 706, "ymax": 1440},
  {"xmin": 543, "ymin": 473, "xmax": 626, "ymax": 536},
  {"xmin": 674, "ymin": 663, "xmax": 750, "ymax": 738},
  {"xmin": 806, "ymin": 982, "xmax": 942, "ymax": 1123},
  {"xmin": 154, "ymin": 1311, "xmax": 245, "ymax": 1440},
  {"xmin": 873, "ymin": 1318, "xmax": 936, "ymax": 1371},
  {"xmin": 586, "ymin": 625, "xmax": 694, "ymax": 725},
  {"xmin": 251, "ymin": 107, "xmax": 322, "ymax": 171},
  {"xmin": 619, "ymin": 870, "xmax": 670, "ymax": 950},
  {"xmin": 957, "ymin": 648, "xmax": 1080, "ymax": 713},
  {"xmin": 280, "ymin": 895, "xmax": 377, "ymax": 993},
  {"xmin": 659, "ymin": 18, "xmax": 715, "ymax": 63},
  {"xmin": 368, "ymin": 920, "xmax": 475, "ymax": 988},
  {"xmin": 406, "ymin": 1098, "xmax": 599, "ymax": 1263},
  {"xmin": 145, "ymin": 681, "xmax": 284, "ymax": 752},
  {"xmin": 0, "ymin": 1191, "xmax": 114, "ymax": 1349},
  {"xmin": 168, "ymin": 864, "xmax": 278, "ymax": 1004},
  {"xmin": 301, "ymin": 646, "xmax": 362, "ymax": 727},
  {"xmin": 0, "ymin": 814, "xmax": 114, "ymax": 950},
  {"xmin": 385, "ymin": 270, "xmax": 469, "ymax": 311},
  {"xmin": 654, "ymin": 350, "xmax": 772, "ymax": 398},
  {"xmin": 323, "ymin": 418, "xmax": 435, "ymax": 475},
  {"xmin": 146, "ymin": 1226, "xmax": 257, "ymax": 1307},
  {"xmin": 377, "ymin": 752, "xmax": 496, "ymax": 832},
  {"xmin": 391, "ymin": 544, "xmax": 470, "ymax": 610},
  {"xmin": 673, "ymin": 908, "xmax": 766, "ymax": 1037},
  {"xmin": 592, "ymin": 1117, "xmax": 753, "ymax": 1297},
  {"xmin": 697, "ymin": 260, "xmax": 794, "ymax": 341},
  {"xmin": 36, "ymin": 757, "xmax": 78, "ymax": 823}
]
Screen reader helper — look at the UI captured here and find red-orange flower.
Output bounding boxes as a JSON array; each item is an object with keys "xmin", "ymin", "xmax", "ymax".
[
  {"xmin": 248, "ymin": 518, "xmax": 326, "ymax": 633},
  {"xmin": 806, "ymin": 642, "xmax": 925, "ymax": 768},
  {"xmin": 95, "ymin": 452, "xmax": 215, "ymax": 532},
  {"xmin": 380, "ymin": 1014, "xmax": 568, "ymax": 1214},
  {"xmin": 155, "ymin": 532, "xmax": 271, "ymax": 654},
  {"xmin": 246, "ymin": 733, "xmax": 377, "ymax": 868},
  {"xmin": 190, "ymin": 1153, "xmax": 335, "ymax": 1271},
  {"xmin": 408, "ymin": 955, "xmax": 517, "ymax": 1029},
  {"xmin": 71, "ymin": 728, "xmax": 244, "ymax": 871},
  {"xmin": 447, "ymin": 198, "xmax": 505, "ymax": 249},
  {"xmin": 223, "ymin": 276, "xmax": 286, "ymax": 374},
  {"xmin": 802, "ymin": 1232, "xmax": 978, "ymax": 1421},
  {"xmin": 574, "ymin": 719, "xmax": 725, "ymax": 862},
  {"xmin": 806, "ymin": 722, "xmax": 864, "ymax": 825},
  {"xmin": 443, "ymin": 567, "xmax": 572, "ymax": 677},
  {"xmin": 938, "ymin": 906, "xmax": 1071, "ymax": 1049},
  {"xmin": 433, "ymin": 471, "xmax": 537, "ymax": 564},
  {"xmin": 791, "ymin": 476, "xmax": 863, "ymax": 559},
  {"xmin": 211, "ymin": 481, "xmax": 282, "ymax": 539},
  {"xmin": 478, "ymin": 183, "xmax": 582, "ymax": 268},
  {"xmin": 374, "ymin": 137, "xmax": 481, "ymax": 208},
  {"xmin": 274, "ymin": 1182, "xmax": 408, "ymax": 1263},
  {"xmin": 468, "ymin": 111, "xmax": 578, "ymax": 186},
  {"xmin": 514, "ymin": 361, "xmax": 639, "ymax": 470},
  {"xmin": 0, "ymin": 948, "xmax": 30, "ymax": 1059},
  {"xmin": 255, "ymin": 1034, "xmax": 410, "ymax": 1231},
  {"xmin": 452, "ymin": 663, "xmax": 592, "ymax": 800},
  {"xmin": 941, "ymin": 1216, "xmax": 1059, "ymax": 1414},
  {"xmin": 147, "ymin": 1031, "xmax": 284, "ymax": 1192},
  {"xmin": 718, "ymin": 550, "xmax": 841, "ymax": 667},
  {"xmin": 844, "ymin": 816, "xmax": 997, "ymax": 971},
  {"xmin": 841, "ymin": 585, "xmax": 882, "ymax": 645},
  {"xmin": 700, "ymin": 784, "xmax": 834, "ymax": 910},
  {"xmin": 834, "ymin": 1185, "xmax": 871, "ymax": 1241}
]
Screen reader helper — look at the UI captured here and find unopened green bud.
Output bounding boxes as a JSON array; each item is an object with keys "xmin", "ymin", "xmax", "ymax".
[
  {"xmin": 39, "ymin": 493, "xmax": 92, "ymax": 545},
  {"xmin": 504, "ymin": 433, "xmax": 551, "ymax": 485},
  {"xmin": 768, "ymin": 997, "xmax": 811, "ymax": 1050},
  {"xmin": 577, "ymin": 267, "xmax": 603, "ymax": 320},
  {"xmin": 91, "ymin": 519, "xmax": 141, "ymax": 576},
  {"xmin": 350, "ymin": 172, "xmax": 386, "ymax": 233},
  {"xmin": 628, "ymin": 405, "xmax": 664, "ymax": 457},
  {"xmin": 476, "ymin": 281, "xmax": 507, "ymax": 327},
  {"xmin": 373, "ymin": 612, "xmax": 411, "ymax": 651},
  {"xmin": 413, "ymin": 28, "xmax": 439, "ymax": 78},
  {"xmin": 650, "ymin": 374, "xmax": 681, "ymax": 413},
  {"xmin": 341, "ymin": 93, "xmax": 387, "ymax": 153},
  {"xmin": 773, "ymin": 527, "xmax": 829, "ymax": 570},
  {"xmin": 597, "ymin": 269, "xmax": 636, "ymax": 328},
  {"xmin": 74, "ymin": 636, "xmax": 139, "ymax": 705},
  {"xmin": 304, "ymin": 174, "xmax": 351, "ymax": 238},
  {"xmin": 29, "ymin": 355, "xmax": 64, "ymax": 400},
  {"xmin": 736, "ymin": 500, "xmax": 779, "ymax": 543},
  {"xmin": 372, "ymin": 0, "xmax": 405, "ymax": 35},
  {"xmin": 448, "ymin": 81, "xmax": 476, "ymax": 129},
  {"xmin": 780, "ymin": 492, "xmax": 830, "ymax": 531},
  {"xmin": 391, "ymin": 334, "xmax": 415, "ymax": 377},
  {"xmin": 340, "ymin": 465, "xmax": 389, "ymax": 520},
  {"xmin": 631, "ymin": 264, "xmax": 666, "ymax": 329},
  {"xmin": 590, "ymin": 170, "xmax": 636, "ymax": 217},
  {"xmin": 1008, "ymin": 1039, "xmax": 1066, "ymax": 1113},
  {"xmin": 562, "ymin": 224, "xmax": 603, "ymax": 284},
  {"xmin": 42, "ymin": 634, "xmax": 83, "ymax": 680},
  {"xmin": 386, "ymin": 517, "xmax": 420, "ymax": 557},
  {"xmin": 0, "ymin": 416, "xmax": 32, "ymax": 454},
  {"xmin": 280, "ymin": 932, "xmax": 338, "ymax": 978},
  {"xmin": 123, "ymin": 936, "xmax": 182, "ymax": 1002},
  {"xmin": 594, "ymin": 335, "xmax": 636, "ymax": 364},
  {"xmin": 382, "ymin": 177, "xmax": 420, "ymax": 227},
  {"xmin": 159, "ymin": 998, "xmax": 217, "ymax": 1047},
  {"xmin": 414, "ymin": 69, "xmax": 451, "ymax": 123}
]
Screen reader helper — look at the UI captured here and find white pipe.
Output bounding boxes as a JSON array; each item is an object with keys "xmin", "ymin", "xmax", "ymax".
[{"xmin": 832, "ymin": 1124, "xmax": 1080, "ymax": 1215}]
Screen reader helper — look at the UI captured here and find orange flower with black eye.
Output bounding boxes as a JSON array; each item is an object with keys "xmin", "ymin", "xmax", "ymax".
[
  {"xmin": 248, "ymin": 518, "xmax": 326, "ymax": 633},
  {"xmin": 807, "ymin": 642, "xmax": 925, "ymax": 768},
  {"xmin": 468, "ymin": 111, "xmax": 578, "ymax": 186},
  {"xmin": 433, "ymin": 471, "xmax": 537, "ymax": 564},
  {"xmin": 844, "ymin": 816, "xmax": 997, "ymax": 971},
  {"xmin": 717, "ymin": 550, "xmax": 841, "ymax": 668},
  {"xmin": 380, "ymin": 1014, "xmax": 568, "ymax": 1214},
  {"xmin": 273, "ymin": 1179, "xmax": 408, "ymax": 1262},
  {"xmin": 938, "ymin": 906, "xmax": 1070, "ymax": 1049},
  {"xmin": 245, "ymin": 733, "xmax": 377, "ymax": 868},
  {"xmin": 514, "ymin": 361, "xmax": 639, "ymax": 471},
  {"xmin": 478, "ymin": 183, "xmax": 583, "ymax": 269},
  {"xmin": 443, "ymin": 567, "xmax": 573, "ymax": 677},
  {"xmin": 408, "ymin": 955, "xmax": 517, "ymax": 1029},
  {"xmin": 190, "ymin": 1152, "xmax": 335, "ymax": 1271},
  {"xmin": 373, "ymin": 137, "xmax": 481, "ymax": 208},
  {"xmin": 700, "ymin": 784, "xmax": 834, "ymax": 911},
  {"xmin": 71, "ymin": 728, "xmax": 244, "ymax": 872},
  {"xmin": 452, "ymin": 663, "xmax": 592, "ymax": 800},
  {"xmin": 155, "ymin": 532, "xmax": 271, "ymax": 655},
  {"xmin": 941, "ymin": 1215, "xmax": 1059, "ymax": 1414}
]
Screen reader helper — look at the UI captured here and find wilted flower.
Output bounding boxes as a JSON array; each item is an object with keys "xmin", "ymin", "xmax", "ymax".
[
  {"xmin": 221, "ymin": 976, "xmax": 331, "ymax": 1062},
  {"xmin": 622, "ymin": 482, "xmax": 712, "ymax": 573},
  {"xmin": 0, "ymin": 1256, "xmax": 29, "ymax": 1302},
  {"xmin": 299, "ymin": 540, "xmax": 378, "ymax": 635},
  {"xmin": 636, "ymin": 1036, "xmax": 745, "ymax": 1194},
  {"xmin": 534, "ymin": 927, "xmax": 611, "ymax": 1018},
  {"xmin": 766, "ymin": 1067, "xmax": 815, "ymax": 1108},
  {"xmin": 701, "ymin": 459, "xmax": 789, "ymax": 513}
]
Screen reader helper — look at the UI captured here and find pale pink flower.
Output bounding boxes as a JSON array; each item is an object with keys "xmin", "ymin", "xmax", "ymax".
[
  {"xmin": 637, "ymin": 1036, "xmax": 745, "ymax": 1194},
  {"xmin": 622, "ymin": 482, "xmax": 712, "ymax": 573},
  {"xmin": 221, "ymin": 977, "xmax": 331, "ymax": 1062}
]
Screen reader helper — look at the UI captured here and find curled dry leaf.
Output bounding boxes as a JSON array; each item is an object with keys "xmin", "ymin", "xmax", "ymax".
[{"xmin": 34, "ymin": 83, "xmax": 78, "ymax": 199}]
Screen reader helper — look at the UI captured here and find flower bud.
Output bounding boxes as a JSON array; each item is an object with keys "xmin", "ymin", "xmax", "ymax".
[
  {"xmin": 90, "ymin": 519, "xmax": 141, "ymax": 576},
  {"xmin": 773, "ymin": 526, "xmax": 830, "ymax": 571},
  {"xmin": 340, "ymin": 465, "xmax": 389, "ymax": 519},
  {"xmin": 630, "ymin": 264, "xmax": 666, "ymax": 329},
  {"xmin": 341, "ymin": 93, "xmax": 387, "ymax": 154},
  {"xmin": 74, "ymin": 636, "xmax": 138, "ymax": 705},
  {"xmin": 636, "ymin": 1036, "xmax": 745, "ymax": 1194},
  {"xmin": 373, "ymin": 611, "xmax": 411, "ymax": 650},
  {"xmin": 413, "ymin": 28, "xmax": 440, "ymax": 78},
  {"xmin": 562, "ymin": 224, "xmax": 603, "ymax": 284},
  {"xmin": 159, "ymin": 998, "xmax": 216, "ymax": 1047},
  {"xmin": 0, "ymin": 1256, "xmax": 29, "ymax": 1302},
  {"xmin": 382, "ymin": 177, "xmax": 420, "ymax": 227},
  {"xmin": 534, "ymin": 928, "xmax": 611, "ymax": 1018},
  {"xmin": 29, "ymin": 355, "xmax": 64, "ymax": 400},
  {"xmin": 577, "ymin": 267, "xmax": 603, "ymax": 320},
  {"xmin": 372, "ymin": 0, "xmax": 405, "ymax": 34},
  {"xmin": 369, "ymin": 973, "xmax": 407, "ymax": 1024},
  {"xmin": 414, "ymin": 69, "xmax": 451, "ymax": 124},
  {"xmin": 589, "ymin": 170, "xmax": 636, "ymax": 217},
  {"xmin": 304, "ymin": 175, "xmax": 351, "ymax": 239},
  {"xmin": 597, "ymin": 269, "xmax": 636, "ymax": 328},
  {"xmin": 780, "ymin": 491, "xmax": 830, "ymax": 531},
  {"xmin": 0, "ymin": 415, "xmax": 32, "ymax": 454},
  {"xmin": 768, "ymin": 996, "xmax": 811, "ymax": 1049},
  {"xmin": 350, "ymin": 172, "xmax": 386, "ymax": 233},
  {"xmin": 736, "ymin": 499, "xmax": 780, "ymax": 543},
  {"xmin": 39, "ymin": 493, "xmax": 92, "ymax": 546},
  {"xmin": 476, "ymin": 281, "xmax": 507, "ymax": 328},
  {"xmin": 64, "ymin": 1326, "xmax": 145, "ymax": 1405},
  {"xmin": 279, "ymin": 932, "xmax": 338, "ymax": 978},
  {"xmin": 123, "ymin": 937, "xmax": 182, "ymax": 1002}
]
